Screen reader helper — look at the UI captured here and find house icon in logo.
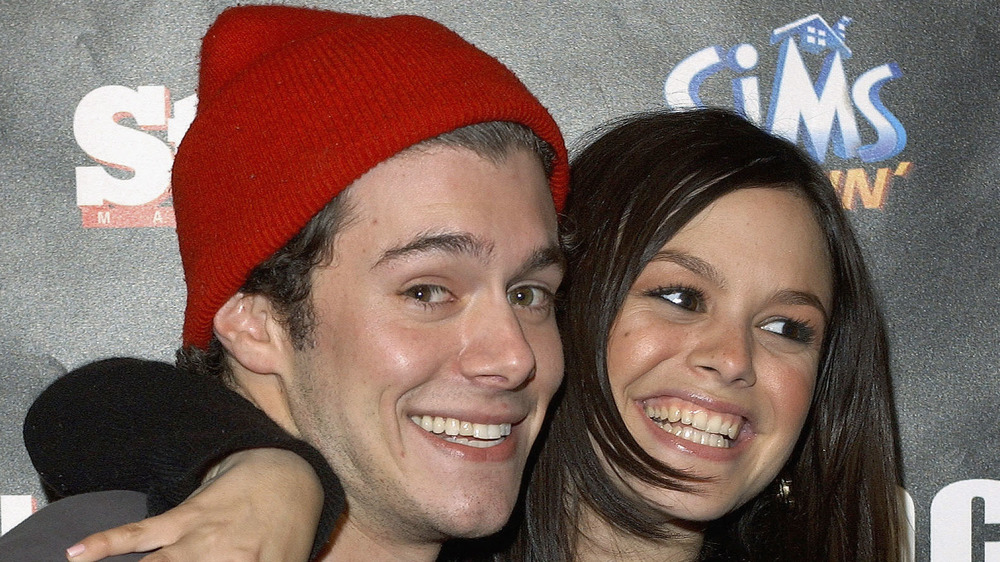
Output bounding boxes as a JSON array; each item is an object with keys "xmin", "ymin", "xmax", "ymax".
[{"xmin": 771, "ymin": 14, "xmax": 853, "ymax": 59}]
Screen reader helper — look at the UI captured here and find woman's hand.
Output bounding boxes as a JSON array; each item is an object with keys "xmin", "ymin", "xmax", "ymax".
[{"xmin": 65, "ymin": 448, "xmax": 324, "ymax": 561}]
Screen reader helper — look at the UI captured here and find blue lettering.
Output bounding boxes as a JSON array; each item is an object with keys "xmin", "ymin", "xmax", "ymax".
[
  {"xmin": 853, "ymin": 62, "xmax": 906, "ymax": 162},
  {"xmin": 664, "ymin": 16, "xmax": 905, "ymax": 165},
  {"xmin": 766, "ymin": 39, "xmax": 862, "ymax": 163},
  {"xmin": 664, "ymin": 46, "xmax": 725, "ymax": 108},
  {"xmin": 728, "ymin": 44, "xmax": 762, "ymax": 123}
]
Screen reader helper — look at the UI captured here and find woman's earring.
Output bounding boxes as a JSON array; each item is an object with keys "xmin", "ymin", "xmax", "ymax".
[{"xmin": 776, "ymin": 477, "xmax": 793, "ymax": 506}]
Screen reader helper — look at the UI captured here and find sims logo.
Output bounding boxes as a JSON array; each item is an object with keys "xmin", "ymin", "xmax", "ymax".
[
  {"xmin": 665, "ymin": 14, "xmax": 911, "ymax": 210},
  {"xmin": 74, "ymin": 86, "xmax": 195, "ymax": 228}
]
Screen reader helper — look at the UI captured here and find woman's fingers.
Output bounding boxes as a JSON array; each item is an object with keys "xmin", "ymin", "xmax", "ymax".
[
  {"xmin": 65, "ymin": 448, "xmax": 323, "ymax": 562},
  {"xmin": 65, "ymin": 512, "xmax": 185, "ymax": 561}
]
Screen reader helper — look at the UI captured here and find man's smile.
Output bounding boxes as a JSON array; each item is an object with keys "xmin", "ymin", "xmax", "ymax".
[{"xmin": 410, "ymin": 415, "xmax": 512, "ymax": 448}]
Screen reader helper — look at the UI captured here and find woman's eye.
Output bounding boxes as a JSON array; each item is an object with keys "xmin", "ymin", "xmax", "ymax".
[
  {"xmin": 652, "ymin": 287, "xmax": 703, "ymax": 312},
  {"xmin": 507, "ymin": 286, "xmax": 552, "ymax": 309},
  {"xmin": 403, "ymin": 284, "xmax": 451, "ymax": 304},
  {"xmin": 760, "ymin": 318, "xmax": 816, "ymax": 344}
]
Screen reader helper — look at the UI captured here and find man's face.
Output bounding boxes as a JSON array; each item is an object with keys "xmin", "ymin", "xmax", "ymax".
[{"xmin": 281, "ymin": 146, "xmax": 564, "ymax": 549}]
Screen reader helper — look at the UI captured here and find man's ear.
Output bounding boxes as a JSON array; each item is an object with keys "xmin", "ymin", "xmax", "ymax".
[
  {"xmin": 214, "ymin": 292, "xmax": 288, "ymax": 374},
  {"xmin": 214, "ymin": 292, "xmax": 300, "ymax": 436}
]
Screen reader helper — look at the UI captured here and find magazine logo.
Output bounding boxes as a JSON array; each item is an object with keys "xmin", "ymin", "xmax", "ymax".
[
  {"xmin": 664, "ymin": 14, "xmax": 910, "ymax": 209},
  {"xmin": 74, "ymin": 86, "xmax": 195, "ymax": 228}
]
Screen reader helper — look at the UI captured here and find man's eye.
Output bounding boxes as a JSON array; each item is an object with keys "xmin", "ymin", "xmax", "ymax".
[
  {"xmin": 403, "ymin": 284, "xmax": 450, "ymax": 304},
  {"xmin": 507, "ymin": 286, "xmax": 550, "ymax": 309},
  {"xmin": 651, "ymin": 287, "xmax": 703, "ymax": 312},
  {"xmin": 760, "ymin": 318, "xmax": 816, "ymax": 344}
]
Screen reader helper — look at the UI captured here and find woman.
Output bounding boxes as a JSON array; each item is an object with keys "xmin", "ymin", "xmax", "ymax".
[
  {"xmin": 492, "ymin": 108, "xmax": 905, "ymax": 560},
  {"xmin": 25, "ymin": 108, "xmax": 906, "ymax": 560}
]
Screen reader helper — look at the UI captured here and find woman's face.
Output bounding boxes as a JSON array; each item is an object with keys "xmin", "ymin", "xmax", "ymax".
[{"xmin": 605, "ymin": 187, "xmax": 833, "ymax": 522}]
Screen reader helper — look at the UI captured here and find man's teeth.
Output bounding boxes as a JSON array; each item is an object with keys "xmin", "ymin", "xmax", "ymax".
[
  {"xmin": 410, "ymin": 415, "xmax": 511, "ymax": 448},
  {"xmin": 643, "ymin": 403, "xmax": 742, "ymax": 449}
]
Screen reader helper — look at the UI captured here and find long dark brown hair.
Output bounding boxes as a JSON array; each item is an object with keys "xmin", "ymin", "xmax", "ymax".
[{"xmin": 451, "ymin": 108, "xmax": 905, "ymax": 561}]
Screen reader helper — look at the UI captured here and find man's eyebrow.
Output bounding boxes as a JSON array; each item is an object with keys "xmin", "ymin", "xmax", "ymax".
[
  {"xmin": 651, "ymin": 250, "xmax": 726, "ymax": 288},
  {"xmin": 510, "ymin": 244, "xmax": 566, "ymax": 280},
  {"xmin": 373, "ymin": 231, "xmax": 564, "ymax": 279},
  {"xmin": 373, "ymin": 231, "xmax": 493, "ymax": 269}
]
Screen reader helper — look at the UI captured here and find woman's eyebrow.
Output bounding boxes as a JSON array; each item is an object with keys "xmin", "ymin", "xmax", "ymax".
[
  {"xmin": 650, "ymin": 250, "xmax": 726, "ymax": 288},
  {"xmin": 774, "ymin": 289, "xmax": 830, "ymax": 322}
]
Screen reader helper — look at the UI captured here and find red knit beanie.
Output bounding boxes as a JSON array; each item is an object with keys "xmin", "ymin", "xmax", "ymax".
[{"xmin": 173, "ymin": 5, "xmax": 569, "ymax": 349}]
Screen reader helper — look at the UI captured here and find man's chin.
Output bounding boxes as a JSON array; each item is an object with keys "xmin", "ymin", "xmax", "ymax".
[
  {"xmin": 426, "ymin": 497, "xmax": 519, "ymax": 540},
  {"xmin": 439, "ymin": 520, "xmax": 511, "ymax": 541}
]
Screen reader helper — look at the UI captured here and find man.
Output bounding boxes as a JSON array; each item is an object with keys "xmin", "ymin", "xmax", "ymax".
[{"xmin": 4, "ymin": 5, "xmax": 569, "ymax": 561}]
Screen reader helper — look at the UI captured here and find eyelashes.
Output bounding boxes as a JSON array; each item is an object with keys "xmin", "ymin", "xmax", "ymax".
[
  {"xmin": 507, "ymin": 285, "xmax": 555, "ymax": 312},
  {"xmin": 643, "ymin": 285, "xmax": 818, "ymax": 345},
  {"xmin": 759, "ymin": 317, "xmax": 817, "ymax": 345},
  {"xmin": 644, "ymin": 284, "xmax": 705, "ymax": 312},
  {"xmin": 400, "ymin": 283, "xmax": 555, "ymax": 315},
  {"xmin": 402, "ymin": 284, "xmax": 452, "ymax": 305}
]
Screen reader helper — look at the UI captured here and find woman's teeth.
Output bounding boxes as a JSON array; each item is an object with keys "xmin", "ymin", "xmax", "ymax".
[
  {"xmin": 643, "ymin": 403, "xmax": 742, "ymax": 448},
  {"xmin": 410, "ymin": 415, "xmax": 512, "ymax": 448}
]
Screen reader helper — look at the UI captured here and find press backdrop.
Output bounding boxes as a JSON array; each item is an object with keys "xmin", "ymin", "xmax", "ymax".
[{"xmin": 1, "ymin": 1, "xmax": 998, "ymax": 560}]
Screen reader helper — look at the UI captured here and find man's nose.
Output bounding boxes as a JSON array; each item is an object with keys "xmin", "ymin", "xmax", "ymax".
[{"xmin": 457, "ymin": 296, "xmax": 537, "ymax": 389}]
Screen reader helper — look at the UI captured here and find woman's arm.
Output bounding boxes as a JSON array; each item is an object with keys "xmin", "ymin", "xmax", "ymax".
[
  {"xmin": 23, "ymin": 357, "xmax": 342, "ymax": 559},
  {"xmin": 66, "ymin": 448, "xmax": 327, "ymax": 562}
]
